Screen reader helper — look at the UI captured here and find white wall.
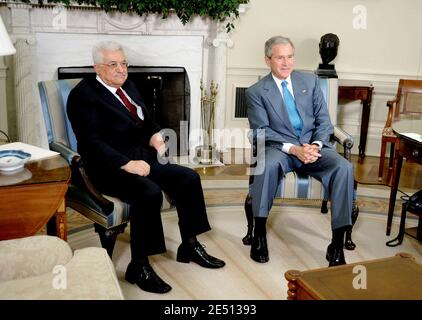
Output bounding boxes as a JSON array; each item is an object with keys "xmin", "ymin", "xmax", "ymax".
[
  {"xmin": 224, "ymin": 0, "xmax": 422, "ymax": 156},
  {"xmin": 2, "ymin": 1, "xmax": 422, "ymax": 156}
]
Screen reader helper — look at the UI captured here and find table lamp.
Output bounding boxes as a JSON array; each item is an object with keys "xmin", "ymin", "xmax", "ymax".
[
  {"xmin": 0, "ymin": 15, "xmax": 14, "ymax": 143},
  {"xmin": 0, "ymin": 15, "xmax": 15, "ymax": 56}
]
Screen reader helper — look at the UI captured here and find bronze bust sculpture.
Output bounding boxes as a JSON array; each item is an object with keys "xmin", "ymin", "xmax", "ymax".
[{"xmin": 316, "ymin": 33, "xmax": 339, "ymax": 78}]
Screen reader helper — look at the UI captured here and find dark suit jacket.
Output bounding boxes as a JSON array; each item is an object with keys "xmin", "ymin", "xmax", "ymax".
[{"xmin": 67, "ymin": 78, "xmax": 160, "ymax": 181}]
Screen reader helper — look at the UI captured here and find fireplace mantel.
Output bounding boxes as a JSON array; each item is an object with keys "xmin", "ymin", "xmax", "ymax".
[{"xmin": 0, "ymin": 2, "xmax": 245, "ymax": 151}]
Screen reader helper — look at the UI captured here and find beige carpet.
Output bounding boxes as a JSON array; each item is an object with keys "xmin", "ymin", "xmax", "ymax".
[{"xmin": 68, "ymin": 199, "xmax": 422, "ymax": 300}]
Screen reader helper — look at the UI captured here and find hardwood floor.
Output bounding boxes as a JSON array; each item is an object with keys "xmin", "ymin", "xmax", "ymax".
[{"xmin": 355, "ymin": 155, "xmax": 422, "ymax": 191}]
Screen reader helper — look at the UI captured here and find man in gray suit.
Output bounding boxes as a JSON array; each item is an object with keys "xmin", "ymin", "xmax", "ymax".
[{"xmin": 246, "ymin": 35, "xmax": 354, "ymax": 266}]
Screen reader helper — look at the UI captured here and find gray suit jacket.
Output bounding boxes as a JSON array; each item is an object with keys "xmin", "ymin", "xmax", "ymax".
[{"xmin": 246, "ymin": 71, "xmax": 333, "ymax": 150}]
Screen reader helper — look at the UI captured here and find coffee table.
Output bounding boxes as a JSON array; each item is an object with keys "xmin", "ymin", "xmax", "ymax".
[{"xmin": 285, "ymin": 252, "xmax": 422, "ymax": 300}]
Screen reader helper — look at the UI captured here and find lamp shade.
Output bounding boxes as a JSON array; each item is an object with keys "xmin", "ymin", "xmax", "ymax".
[{"xmin": 0, "ymin": 15, "xmax": 15, "ymax": 56}]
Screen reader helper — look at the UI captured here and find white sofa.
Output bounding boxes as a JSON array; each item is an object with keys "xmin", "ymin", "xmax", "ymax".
[{"xmin": 0, "ymin": 235, "xmax": 124, "ymax": 299}]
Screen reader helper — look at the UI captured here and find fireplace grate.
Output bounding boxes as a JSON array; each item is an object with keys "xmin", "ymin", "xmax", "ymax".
[
  {"xmin": 58, "ymin": 66, "xmax": 190, "ymax": 155},
  {"xmin": 235, "ymin": 87, "xmax": 248, "ymax": 118}
]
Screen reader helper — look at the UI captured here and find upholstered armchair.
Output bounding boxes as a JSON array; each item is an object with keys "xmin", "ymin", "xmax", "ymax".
[
  {"xmin": 243, "ymin": 76, "xmax": 358, "ymax": 250},
  {"xmin": 38, "ymin": 79, "xmax": 130, "ymax": 257},
  {"xmin": 378, "ymin": 79, "xmax": 422, "ymax": 181},
  {"xmin": 39, "ymin": 79, "xmax": 173, "ymax": 257},
  {"xmin": 0, "ymin": 235, "xmax": 123, "ymax": 299}
]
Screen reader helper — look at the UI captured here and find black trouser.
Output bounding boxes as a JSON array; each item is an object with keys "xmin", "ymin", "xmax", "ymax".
[{"xmin": 95, "ymin": 161, "xmax": 211, "ymax": 260}]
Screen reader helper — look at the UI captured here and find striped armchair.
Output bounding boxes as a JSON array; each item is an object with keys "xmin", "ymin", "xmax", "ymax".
[{"xmin": 243, "ymin": 76, "xmax": 358, "ymax": 250}]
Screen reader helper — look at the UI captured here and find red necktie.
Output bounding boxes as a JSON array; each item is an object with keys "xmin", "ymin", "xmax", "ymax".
[{"xmin": 116, "ymin": 88, "xmax": 141, "ymax": 121}]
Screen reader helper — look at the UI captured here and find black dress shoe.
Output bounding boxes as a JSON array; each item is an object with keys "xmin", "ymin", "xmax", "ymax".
[
  {"xmin": 344, "ymin": 204, "xmax": 359, "ymax": 250},
  {"xmin": 125, "ymin": 262, "xmax": 172, "ymax": 294},
  {"xmin": 344, "ymin": 233, "xmax": 356, "ymax": 250},
  {"xmin": 250, "ymin": 236, "xmax": 269, "ymax": 263},
  {"xmin": 176, "ymin": 242, "xmax": 226, "ymax": 269},
  {"xmin": 326, "ymin": 243, "xmax": 346, "ymax": 267}
]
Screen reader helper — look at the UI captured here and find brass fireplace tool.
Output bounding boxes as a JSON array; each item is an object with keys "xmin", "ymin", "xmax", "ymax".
[{"xmin": 196, "ymin": 79, "xmax": 218, "ymax": 164}]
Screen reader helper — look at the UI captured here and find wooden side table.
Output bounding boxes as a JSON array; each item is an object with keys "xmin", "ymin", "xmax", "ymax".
[
  {"xmin": 338, "ymin": 84, "xmax": 374, "ymax": 163},
  {"xmin": 386, "ymin": 120, "xmax": 422, "ymax": 236},
  {"xmin": 285, "ymin": 252, "xmax": 422, "ymax": 300},
  {"xmin": 0, "ymin": 155, "xmax": 70, "ymax": 240}
]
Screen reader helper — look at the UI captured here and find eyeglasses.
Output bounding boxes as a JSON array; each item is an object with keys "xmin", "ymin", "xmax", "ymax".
[{"xmin": 99, "ymin": 61, "xmax": 129, "ymax": 69}]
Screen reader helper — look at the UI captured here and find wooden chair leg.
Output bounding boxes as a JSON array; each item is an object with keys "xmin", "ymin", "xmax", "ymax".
[
  {"xmin": 378, "ymin": 139, "xmax": 388, "ymax": 181},
  {"xmin": 388, "ymin": 142, "xmax": 396, "ymax": 170},
  {"xmin": 242, "ymin": 194, "xmax": 254, "ymax": 246},
  {"xmin": 94, "ymin": 223, "xmax": 127, "ymax": 258}
]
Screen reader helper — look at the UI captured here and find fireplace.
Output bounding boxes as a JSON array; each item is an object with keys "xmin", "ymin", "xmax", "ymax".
[
  {"xmin": 0, "ymin": 3, "xmax": 244, "ymax": 151},
  {"xmin": 58, "ymin": 66, "xmax": 190, "ymax": 155}
]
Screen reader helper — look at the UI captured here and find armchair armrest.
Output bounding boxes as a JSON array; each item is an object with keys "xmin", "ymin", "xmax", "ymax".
[
  {"xmin": 74, "ymin": 157, "xmax": 114, "ymax": 214},
  {"xmin": 50, "ymin": 142, "xmax": 114, "ymax": 214},
  {"xmin": 332, "ymin": 126, "xmax": 354, "ymax": 161},
  {"xmin": 50, "ymin": 141, "xmax": 79, "ymax": 164},
  {"xmin": 384, "ymin": 98, "xmax": 398, "ymax": 128}
]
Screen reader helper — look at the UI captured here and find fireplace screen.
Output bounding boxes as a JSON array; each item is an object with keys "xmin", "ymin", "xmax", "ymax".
[{"xmin": 58, "ymin": 66, "xmax": 190, "ymax": 155}]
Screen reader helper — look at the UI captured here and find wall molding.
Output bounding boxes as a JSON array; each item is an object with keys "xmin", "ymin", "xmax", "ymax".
[{"xmin": 225, "ymin": 67, "xmax": 408, "ymax": 156}]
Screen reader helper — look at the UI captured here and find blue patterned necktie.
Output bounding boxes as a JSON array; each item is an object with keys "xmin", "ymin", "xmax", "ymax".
[{"xmin": 281, "ymin": 80, "xmax": 303, "ymax": 136}]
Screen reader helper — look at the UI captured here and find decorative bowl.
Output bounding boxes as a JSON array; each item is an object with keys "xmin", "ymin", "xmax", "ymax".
[{"xmin": 0, "ymin": 150, "xmax": 31, "ymax": 173}]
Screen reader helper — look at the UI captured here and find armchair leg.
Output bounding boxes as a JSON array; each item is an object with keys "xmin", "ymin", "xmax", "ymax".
[
  {"xmin": 321, "ymin": 200, "xmax": 328, "ymax": 214},
  {"xmin": 242, "ymin": 194, "xmax": 254, "ymax": 246},
  {"xmin": 94, "ymin": 223, "xmax": 127, "ymax": 258}
]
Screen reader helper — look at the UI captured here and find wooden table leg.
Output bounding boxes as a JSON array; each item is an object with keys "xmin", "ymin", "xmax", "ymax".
[
  {"xmin": 358, "ymin": 96, "xmax": 372, "ymax": 163},
  {"xmin": 386, "ymin": 152, "xmax": 403, "ymax": 236},
  {"xmin": 46, "ymin": 198, "xmax": 67, "ymax": 241},
  {"xmin": 285, "ymin": 270, "xmax": 302, "ymax": 300}
]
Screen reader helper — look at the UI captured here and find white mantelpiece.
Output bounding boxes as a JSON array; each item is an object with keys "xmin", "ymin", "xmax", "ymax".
[{"xmin": 0, "ymin": 2, "xmax": 239, "ymax": 151}]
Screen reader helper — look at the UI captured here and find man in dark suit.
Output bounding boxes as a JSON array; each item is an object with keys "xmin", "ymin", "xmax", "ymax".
[
  {"xmin": 246, "ymin": 36, "xmax": 355, "ymax": 266},
  {"xmin": 67, "ymin": 41, "xmax": 225, "ymax": 294}
]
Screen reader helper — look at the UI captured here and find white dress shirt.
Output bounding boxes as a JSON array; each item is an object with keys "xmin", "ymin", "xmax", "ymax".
[
  {"xmin": 271, "ymin": 73, "xmax": 322, "ymax": 154},
  {"xmin": 96, "ymin": 76, "xmax": 144, "ymax": 120}
]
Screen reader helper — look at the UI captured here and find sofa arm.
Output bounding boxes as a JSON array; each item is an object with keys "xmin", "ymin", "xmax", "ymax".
[
  {"xmin": 0, "ymin": 246, "xmax": 124, "ymax": 300},
  {"xmin": 0, "ymin": 235, "xmax": 72, "ymax": 282}
]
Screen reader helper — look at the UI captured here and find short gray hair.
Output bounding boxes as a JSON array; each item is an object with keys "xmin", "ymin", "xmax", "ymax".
[
  {"xmin": 92, "ymin": 41, "xmax": 126, "ymax": 64},
  {"xmin": 264, "ymin": 36, "xmax": 295, "ymax": 57}
]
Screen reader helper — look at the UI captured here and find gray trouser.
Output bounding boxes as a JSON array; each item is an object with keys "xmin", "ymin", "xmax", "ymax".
[{"xmin": 250, "ymin": 146, "xmax": 353, "ymax": 230}]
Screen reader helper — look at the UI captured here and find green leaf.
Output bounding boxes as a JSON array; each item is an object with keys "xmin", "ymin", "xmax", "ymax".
[{"xmin": 9, "ymin": 0, "xmax": 249, "ymax": 33}]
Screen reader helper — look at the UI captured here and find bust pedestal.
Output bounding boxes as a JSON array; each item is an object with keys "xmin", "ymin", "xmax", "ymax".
[{"xmin": 316, "ymin": 64, "xmax": 338, "ymax": 78}]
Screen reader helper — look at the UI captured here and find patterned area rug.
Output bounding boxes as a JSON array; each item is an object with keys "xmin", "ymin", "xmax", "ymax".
[
  {"xmin": 66, "ymin": 183, "xmax": 422, "ymax": 300},
  {"xmin": 66, "ymin": 182, "xmax": 414, "ymax": 235}
]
